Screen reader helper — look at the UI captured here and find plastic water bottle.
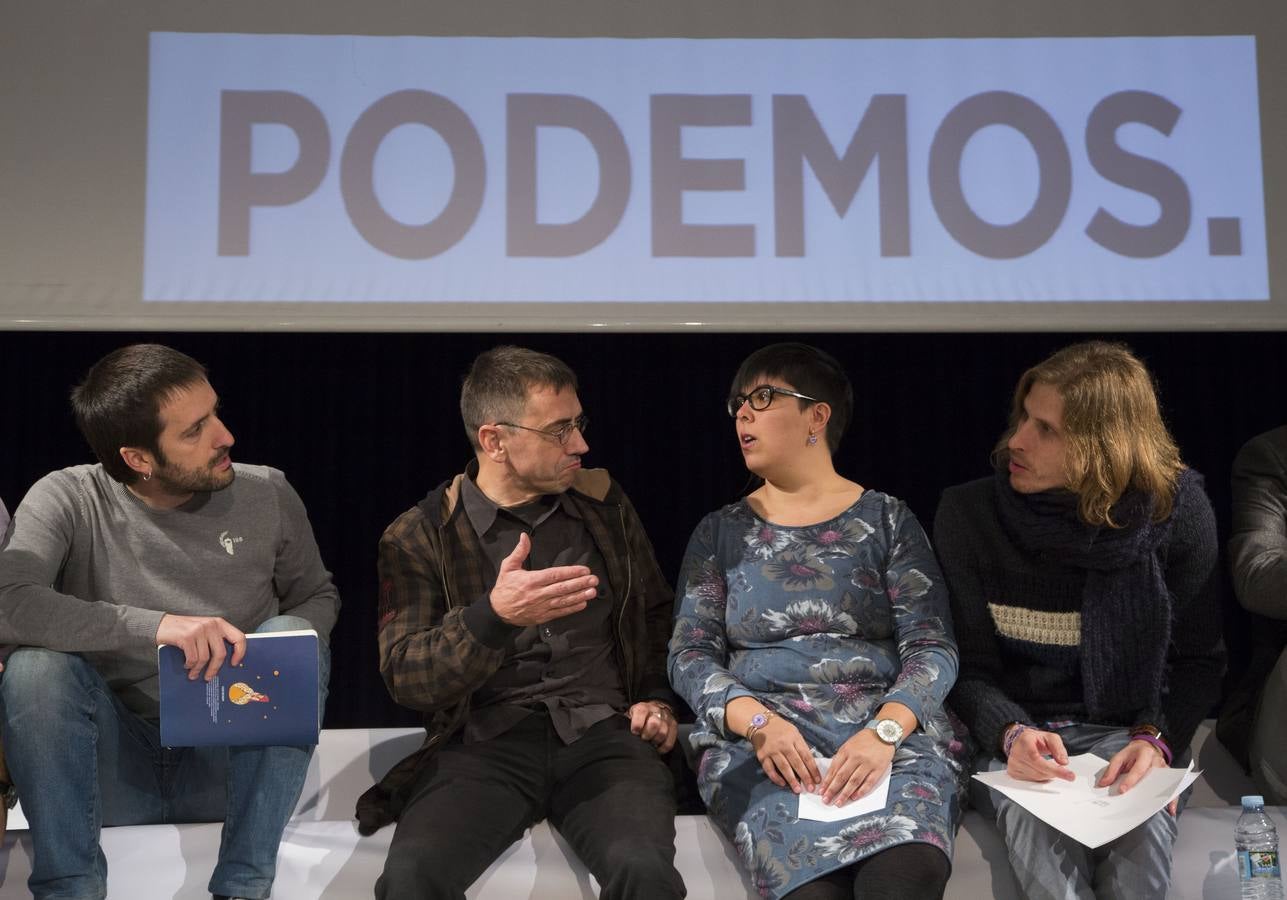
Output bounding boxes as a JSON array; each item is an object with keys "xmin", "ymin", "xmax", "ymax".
[{"xmin": 1237, "ymin": 795, "xmax": 1284, "ymax": 900}]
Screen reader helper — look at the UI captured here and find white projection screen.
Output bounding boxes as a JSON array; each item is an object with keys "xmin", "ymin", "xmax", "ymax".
[{"xmin": 1, "ymin": 0, "xmax": 1283, "ymax": 331}]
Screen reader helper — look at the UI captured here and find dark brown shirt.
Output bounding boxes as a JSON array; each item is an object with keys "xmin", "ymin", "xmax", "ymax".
[{"xmin": 459, "ymin": 474, "xmax": 627, "ymax": 744}]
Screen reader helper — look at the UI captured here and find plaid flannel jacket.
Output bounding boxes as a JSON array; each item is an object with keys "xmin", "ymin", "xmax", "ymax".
[{"xmin": 356, "ymin": 462, "xmax": 676, "ymax": 833}]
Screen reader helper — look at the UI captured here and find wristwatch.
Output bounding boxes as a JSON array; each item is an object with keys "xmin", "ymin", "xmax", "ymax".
[
  {"xmin": 745, "ymin": 710, "xmax": 776, "ymax": 741},
  {"xmin": 865, "ymin": 718, "xmax": 905, "ymax": 748}
]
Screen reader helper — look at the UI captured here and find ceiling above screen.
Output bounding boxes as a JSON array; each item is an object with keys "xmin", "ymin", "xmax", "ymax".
[{"xmin": 1, "ymin": 1, "xmax": 1282, "ymax": 331}]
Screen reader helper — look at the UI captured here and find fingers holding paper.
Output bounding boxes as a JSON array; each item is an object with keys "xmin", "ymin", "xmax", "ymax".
[
  {"xmin": 819, "ymin": 728, "xmax": 895, "ymax": 806},
  {"xmin": 751, "ymin": 717, "xmax": 821, "ymax": 794},
  {"xmin": 974, "ymin": 753, "xmax": 1199, "ymax": 848},
  {"xmin": 1097, "ymin": 738, "xmax": 1167, "ymax": 794},
  {"xmin": 1005, "ymin": 727, "xmax": 1075, "ymax": 783}
]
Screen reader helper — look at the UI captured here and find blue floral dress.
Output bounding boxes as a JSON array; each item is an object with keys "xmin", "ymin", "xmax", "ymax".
[{"xmin": 668, "ymin": 492, "xmax": 968, "ymax": 898}]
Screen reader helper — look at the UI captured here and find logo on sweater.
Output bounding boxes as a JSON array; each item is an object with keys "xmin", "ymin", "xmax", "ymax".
[{"xmin": 219, "ymin": 531, "xmax": 245, "ymax": 556}]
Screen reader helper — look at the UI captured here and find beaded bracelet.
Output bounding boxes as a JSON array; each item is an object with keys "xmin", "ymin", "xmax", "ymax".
[
  {"xmin": 1131, "ymin": 733, "xmax": 1173, "ymax": 765},
  {"xmin": 1002, "ymin": 723, "xmax": 1028, "ymax": 758}
]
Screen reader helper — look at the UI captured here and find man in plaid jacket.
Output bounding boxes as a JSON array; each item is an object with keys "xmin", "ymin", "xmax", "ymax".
[{"xmin": 358, "ymin": 346, "xmax": 686, "ymax": 900}]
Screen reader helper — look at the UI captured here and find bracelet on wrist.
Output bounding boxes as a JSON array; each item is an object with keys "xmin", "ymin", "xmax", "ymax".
[
  {"xmin": 745, "ymin": 709, "xmax": 776, "ymax": 741},
  {"xmin": 1131, "ymin": 733, "xmax": 1173, "ymax": 765},
  {"xmin": 1002, "ymin": 723, "xmax": 1028, "ymax": 758}
]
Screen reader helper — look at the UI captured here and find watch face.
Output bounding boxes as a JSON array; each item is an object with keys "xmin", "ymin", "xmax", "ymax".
[
  {"xmin": 750, "ymin": 713, "xmax": 768, "ymax": 728},
  {"xmin": 876, "ymin": 719, "xmax": 903, "ymax": 744}
]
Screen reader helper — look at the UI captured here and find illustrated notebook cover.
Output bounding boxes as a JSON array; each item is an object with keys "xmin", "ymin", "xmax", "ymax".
[{"xmin": 158, "ymin": 629, "xmax": 320, "ymax": 747}]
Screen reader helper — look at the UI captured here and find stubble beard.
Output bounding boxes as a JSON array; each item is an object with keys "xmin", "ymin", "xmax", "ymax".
[{"xmin": 153, "ymin": 459, "xmax": 236, "ymax": 495}]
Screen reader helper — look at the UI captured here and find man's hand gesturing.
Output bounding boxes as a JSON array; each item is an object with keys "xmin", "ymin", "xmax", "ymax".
[{"xmin": 489, "ymin": 533, "xmax": 599, "ymax": 626}]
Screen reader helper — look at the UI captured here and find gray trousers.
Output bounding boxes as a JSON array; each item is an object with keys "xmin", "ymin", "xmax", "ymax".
[{"xmin": 971, "ymin": 724, "xmax": 1179, "ymax": 900}]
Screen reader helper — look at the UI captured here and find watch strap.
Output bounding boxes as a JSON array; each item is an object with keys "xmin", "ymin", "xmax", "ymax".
[
  {"xmin": 745, "ymin": 709, "xmax": 776, "ymax": 741},
  {"xmin": 865, "ymin": 717, "xmax": 905, "ymax": 747}
]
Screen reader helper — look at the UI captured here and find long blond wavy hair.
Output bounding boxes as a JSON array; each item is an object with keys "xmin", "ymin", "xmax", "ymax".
[{"xmin": 992, "ymin": 341, "xmax": 1184, "ymax": 527}]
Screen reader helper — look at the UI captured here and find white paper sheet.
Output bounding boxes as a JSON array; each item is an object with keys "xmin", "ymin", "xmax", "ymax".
[
  {"xmin": 973, "ymin": 753, "xmax": 1201, "ymax": 849},
  {"xmin": 797, "ymin": 758, "xmax": 892, "ymax": 822}
]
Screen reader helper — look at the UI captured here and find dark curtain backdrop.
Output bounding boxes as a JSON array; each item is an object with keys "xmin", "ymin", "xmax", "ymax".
[{"xmin": 1, "ymin": 330, "xmax": 1281, "ymax": 729}]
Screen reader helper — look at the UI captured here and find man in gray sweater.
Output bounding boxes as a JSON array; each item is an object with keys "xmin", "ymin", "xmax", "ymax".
[{"xmin": 0, "ymin": 344, "xmax": 340, "ymax": 900}]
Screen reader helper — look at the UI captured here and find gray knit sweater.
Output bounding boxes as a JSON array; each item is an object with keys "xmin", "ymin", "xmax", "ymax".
[
  {"xmin": 0, "ymin": 464, "xmax": 339, "ymax": 716},
  {"xmin": 933, "ymin": 473, "xmax": 1224, "ymax": 760}
]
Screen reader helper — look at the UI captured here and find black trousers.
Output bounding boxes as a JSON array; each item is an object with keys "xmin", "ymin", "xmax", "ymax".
[{"xmin": 375, "ymin": 710, "xmax": 686, "ymax": 900}]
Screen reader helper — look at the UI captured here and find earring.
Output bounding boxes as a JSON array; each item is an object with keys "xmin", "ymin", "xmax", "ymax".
[
  {"xmin": 142, "ymin": 469, "xmax": 152, "ymax": 482},
  {"xmin": 807, "ymin": 434, "xmax": 818, "ymax": 446}
]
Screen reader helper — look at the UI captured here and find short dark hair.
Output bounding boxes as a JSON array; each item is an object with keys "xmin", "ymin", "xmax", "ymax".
[
  {"xmin": 731, "ymin": 343, "xmax": 853, "ymax": 454},
  {"xmin": 70, "ymin": 344, "xmax": 209, "ymax": 484},
  {"xmin": 460, "ymin": 346, "xmax": 578, "ymax": 450}
]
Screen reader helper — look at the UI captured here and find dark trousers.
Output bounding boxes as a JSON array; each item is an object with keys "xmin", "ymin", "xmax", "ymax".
[{"xmin": 375, "ymin": 710, "xmax": 685, "ymax": 900}]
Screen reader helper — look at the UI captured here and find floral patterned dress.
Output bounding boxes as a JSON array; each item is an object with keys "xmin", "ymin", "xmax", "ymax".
[{"xmin": 668, "ymin": 492, "xmax": 968, "ymax": 898}]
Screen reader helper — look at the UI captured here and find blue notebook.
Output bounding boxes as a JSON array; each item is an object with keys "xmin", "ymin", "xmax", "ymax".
[{"xmin": 158, "ymin": 629, "xmax": 320, "ymax": 747}]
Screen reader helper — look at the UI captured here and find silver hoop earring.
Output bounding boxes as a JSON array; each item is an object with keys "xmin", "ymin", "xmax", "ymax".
[{"xmin": 143, "ymin": 470, "xmax": 152, "ymax": 482}]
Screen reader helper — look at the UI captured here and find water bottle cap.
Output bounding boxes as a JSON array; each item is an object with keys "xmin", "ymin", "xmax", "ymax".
[{"xmin": 1242, "ymin": 795, "xmax": 1266, "ymax": 809}]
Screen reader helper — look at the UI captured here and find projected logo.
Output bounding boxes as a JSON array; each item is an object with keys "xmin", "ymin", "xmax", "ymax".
[{"xmin": 144, "ymin": 35, "xmax": 1267, "ymax": 302}]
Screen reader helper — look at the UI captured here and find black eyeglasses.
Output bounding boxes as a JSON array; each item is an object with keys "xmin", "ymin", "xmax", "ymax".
[
  {"xmin": 726, "ymin": 385, "xmax": 821, "ymax": 418},
  {"xmin": 496, "ymin": 413, "xmax": 589, "ymax": 445}
]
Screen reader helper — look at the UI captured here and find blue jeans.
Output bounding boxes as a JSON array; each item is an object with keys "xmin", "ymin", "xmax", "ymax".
[
  {"xmin": 970, "ymin": 723, "xmax": 1181, "ymax": 900},
  {"xmin": 0, "ymin": 616, "xmax": 330, "ymax": 900}
]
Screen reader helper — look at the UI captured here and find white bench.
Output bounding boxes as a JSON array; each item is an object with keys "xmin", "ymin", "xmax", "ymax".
[{"xmin": 0, "ymin": 722, "xmax": 1268, "ymax": 898}]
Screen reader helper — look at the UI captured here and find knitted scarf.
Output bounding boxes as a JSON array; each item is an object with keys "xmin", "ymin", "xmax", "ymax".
[{"xmin": 992, "ymin": 468, "xmax": 1193, "ymax": 723}]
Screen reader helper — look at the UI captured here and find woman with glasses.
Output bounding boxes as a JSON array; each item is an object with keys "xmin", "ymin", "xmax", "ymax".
[{"xmin": 668, "ymin": 343, "xmax": 967, "ymax": 900}]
